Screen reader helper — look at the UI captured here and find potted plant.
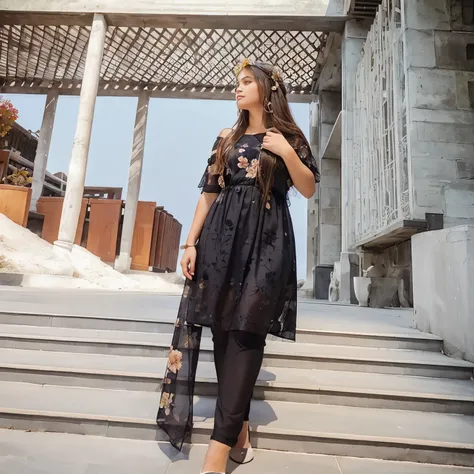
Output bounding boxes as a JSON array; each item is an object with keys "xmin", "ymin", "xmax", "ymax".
[
  {"xmin": 0, "ymin": 97, "xmax": 19, "ymax": 180},
  {"xmin": 3, "ymin": 167, "xmax": 33, "ymax": 187},
  {"xmin": 0, "ymin": 166, "xmax": 33, "ymax": 227},
  {"xmin": 0, "ymin": 97, "xmax": 19, "ymax": 139},
  {"xmin": 0, "ymin": 97, "xmax": 32, "ymax": 226}
]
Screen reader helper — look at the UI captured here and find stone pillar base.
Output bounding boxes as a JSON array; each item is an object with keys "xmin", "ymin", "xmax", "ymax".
[
  {"xmin": 300, "ymin": 268, "xmax": 315, "ymax": 298},
  {"xmin": 53, "ymin": 239, "xmax": 73, "ymax": 253},
  {"xmin": 52, "ymin": 240, "xmax": 74, "ymax": 277},
  {"xmin": 115, "ymin": 253, "xmax": 132, "ymax": 274},
  {"xmin": 339, "ymin": 251, "xmax": 359, "ymax": 304}
]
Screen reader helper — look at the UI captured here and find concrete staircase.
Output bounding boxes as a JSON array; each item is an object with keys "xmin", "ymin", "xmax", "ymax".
[{"xmin": 0, "ymin": 291, "xmax": 473, "ymax": 470}]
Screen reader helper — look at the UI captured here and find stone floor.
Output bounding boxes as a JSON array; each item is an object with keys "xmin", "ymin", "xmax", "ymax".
[
  {"xmin": 0, "ymin": 287, "xmax": 473, "ymax": 472},
  {"xmin": 0, "ymin": 286, "xmax": 415, "ymax": 333},
  {"xmin": 1, "ymin": 430, "xmax": 473, "ymax": 474}
]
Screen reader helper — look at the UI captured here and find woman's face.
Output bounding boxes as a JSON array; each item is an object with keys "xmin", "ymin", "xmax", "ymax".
[{"xmin": 236, "ymin": 68, "xmax": 261, "ymax": 110}]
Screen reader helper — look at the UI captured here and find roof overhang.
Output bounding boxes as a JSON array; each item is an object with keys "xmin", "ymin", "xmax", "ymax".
[
  {"xmin": 0, "ymin": 0, "xmax": 346, "ymax": 30},
  {"xmin": 0, "ymin": 1, "xmax": 348, "ymax": 102},
  {"xmin": 1, "ymin": 12, "xmax": 348, "ymax": 32}
]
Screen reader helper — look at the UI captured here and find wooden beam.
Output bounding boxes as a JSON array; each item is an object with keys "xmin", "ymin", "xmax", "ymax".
[
  {"xmin": 0, "ymin": 0, "xmax": 328, "ymax": 15},
  {"xmin": 0, "ymin": 84, "xmax": 315, "ymax": 103},
  {"xmin": 0, "ymin": 12, "xmax": 348, "ymax": 32}
]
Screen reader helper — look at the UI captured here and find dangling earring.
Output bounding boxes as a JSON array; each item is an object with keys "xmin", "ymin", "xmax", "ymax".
[{"xmin": 264, "ymin": 99, "xmax": 274, "ymax": 114}]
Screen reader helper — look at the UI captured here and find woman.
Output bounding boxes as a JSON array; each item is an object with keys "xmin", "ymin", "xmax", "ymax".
[{"xmin": 157, "ymin": 59, "xmax": 320, "ymax": 474}]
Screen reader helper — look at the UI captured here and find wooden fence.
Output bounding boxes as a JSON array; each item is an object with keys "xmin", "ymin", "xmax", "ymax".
[{"xmin": 33, "ymin": 197, "xmax": 181, "ymax": 272}]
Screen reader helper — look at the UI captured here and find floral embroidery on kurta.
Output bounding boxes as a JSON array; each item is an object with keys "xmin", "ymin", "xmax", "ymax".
[{"xmin": 157, "ymin": 133, "xmax": 321, "ymax": 452}]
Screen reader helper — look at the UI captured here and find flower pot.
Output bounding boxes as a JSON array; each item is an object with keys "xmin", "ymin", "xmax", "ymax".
[
  {"xmin": 0, "ymin": 184, "xmax": 32, "ymax": 227},
  {"xmin": 37, "ymin": 197, "xmax": 88, "ymax": 245},
  {"xmin": 353, "ymin": 276, "xmax": 371, "ymax": 307}
]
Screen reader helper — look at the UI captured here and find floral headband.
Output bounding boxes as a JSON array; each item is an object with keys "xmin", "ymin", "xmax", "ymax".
[{"xmin": 234, "ymin": 58, "xmax": 282, "ymax": 91}]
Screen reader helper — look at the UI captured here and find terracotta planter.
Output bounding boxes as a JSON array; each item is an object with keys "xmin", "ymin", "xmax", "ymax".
[
  {"xmin": 37, "ymin": 196, "xmax": 88, "ymax": 245},
  {"xmin": 150, "ymin": 209, "xmax": 168, "ymax": 271},
  {"xmin": 149, "ymin": 208, "xmax": 182, "ymax": 272},
  {"xmin": 130, "ymin": 201, "xmax": 156, "ymax": 271},
  {"xmin": 0, "ymin": 184, "xmax": 32, "ymax": 227},
  {"xmin": 87, "ymin": 199, "xmax": 123, "ymax": 263}
]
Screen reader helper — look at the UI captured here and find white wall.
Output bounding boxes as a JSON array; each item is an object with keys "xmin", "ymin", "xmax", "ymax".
[
  {"xmin": 412, "ymin": 225, "xmax": 474, "ymax": 362},
  {"xmin": 403, "ymin": 0, "xmax": 474, "ymax": 222}
]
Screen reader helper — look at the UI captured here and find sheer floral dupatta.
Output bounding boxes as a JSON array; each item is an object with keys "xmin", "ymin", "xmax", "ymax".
[{"xmin": 156, "ymin": 281, "xmax": 202, "ymax": 451}]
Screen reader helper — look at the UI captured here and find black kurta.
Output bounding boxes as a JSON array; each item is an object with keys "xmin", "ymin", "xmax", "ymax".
[{"xmin": 157, "ymin": 132, "xmax": 320, "ymax": 449}]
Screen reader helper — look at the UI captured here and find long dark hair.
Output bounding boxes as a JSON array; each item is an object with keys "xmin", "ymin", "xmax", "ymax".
[{"xmin": 214, "ymin": 61, "xmax": 310, "ymax": 206}]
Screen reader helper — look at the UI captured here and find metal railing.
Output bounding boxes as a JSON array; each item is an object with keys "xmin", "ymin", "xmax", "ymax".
[
  {"xmin": 7, "ymin": 149, "xmax": 66, "ymax": 196},
  {"xmin": 349, "ymin": 0, "xmax": 410, "ymax": 247},
  {"xmin": 0, "ymin": 122, "xmax": 38, "ymax": 162}
]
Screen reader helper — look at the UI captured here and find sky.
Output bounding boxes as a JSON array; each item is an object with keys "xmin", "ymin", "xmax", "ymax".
[{"xmin": 4, "ymin": 94, "xmax": 310, "ymax": 279}]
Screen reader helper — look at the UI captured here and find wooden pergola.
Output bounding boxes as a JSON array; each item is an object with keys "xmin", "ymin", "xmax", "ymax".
[
  {"xmin": 0, "ymin": 1, "xmax": 347, "ymax": 273},
  {"xmin": 1, "ymin": 24, "xmax": 330, "ymax": 101}
]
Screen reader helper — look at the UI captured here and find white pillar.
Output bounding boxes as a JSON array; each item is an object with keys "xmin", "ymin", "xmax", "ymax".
[
  {"xmin": 301, "ymin": 101, "xmax": 319, "ymax": 297},
  {"xmin": 30, "ymin": 89, "xmax": 58, "ymax": 211},
  {"xmin": 115, "ymin": 91, "xmax": 151, "ymax": 273},
  {"xmin": 341, "ymin": 20, "xmax": 367, "ymax": 253},
  {"xmin": 54, "ymin": 14, "xmax": 107, "ymax": 253},
  {"xmin": 339, "ymin": 20, "xmax": 369, "ymax": 303}
]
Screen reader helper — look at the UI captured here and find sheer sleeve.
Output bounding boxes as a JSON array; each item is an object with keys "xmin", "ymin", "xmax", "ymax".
[
  {"xmin": 198, "ymin": 136, "xmax": 224, "ymax": 193},
  {"xmin": 297, "ymin": 141, "xmax": 321, "ymax": 183}
]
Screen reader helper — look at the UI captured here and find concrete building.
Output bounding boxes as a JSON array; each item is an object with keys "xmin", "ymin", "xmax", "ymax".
[
  {"xmin": 1, "ymin": 0, "xmax": 473, "ymax": 359},
  {"xmin": 1, "ymin": 3, "xmax": 474, "ymax": 469},
  {"xmin": 311, "ymin": 0, "xmax": 474, "ymax": 361}
]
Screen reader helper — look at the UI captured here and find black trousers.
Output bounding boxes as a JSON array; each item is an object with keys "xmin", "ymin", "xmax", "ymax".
[{"xmin": 210, "ymin": 325, "xmax": 266, "ymax": 447}]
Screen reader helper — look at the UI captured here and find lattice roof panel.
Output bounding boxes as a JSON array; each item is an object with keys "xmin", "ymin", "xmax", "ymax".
[{"xmin": 0, "ymin": 24, "xmax": 328, "ymax": 99}]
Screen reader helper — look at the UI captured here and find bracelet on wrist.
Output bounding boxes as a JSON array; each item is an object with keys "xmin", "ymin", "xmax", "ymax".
[{"xmin": 180, "ymin": 243, "xmax": 196, "ymax": 250}]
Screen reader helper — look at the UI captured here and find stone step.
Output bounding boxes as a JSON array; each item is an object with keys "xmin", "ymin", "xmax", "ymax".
[
  {"xmin": 2, "ymin": 429, "xmax": 474, "ymax": 474},
  {"xmin": 0, "ymin": 324, "xmax": 470, "ymax": 379},
  {"xmin": 1, "ymin": 348, "xmax": 473, "ymax": 414},
  {"xmin": 0, "ymin": 310, "xmax": 443, "ymax": 351},
  {"xmin": 0, "ymin": 381, "xmax": 473, "ymax": 466}
]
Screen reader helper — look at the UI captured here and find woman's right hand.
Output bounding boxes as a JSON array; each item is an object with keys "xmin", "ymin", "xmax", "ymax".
[{"xmin": 181, "ymin": 247, "xmax": 197, "ymax": 280}]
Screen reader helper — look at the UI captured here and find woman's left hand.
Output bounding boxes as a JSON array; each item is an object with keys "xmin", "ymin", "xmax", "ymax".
[{"xmin": 262, "ymin": 128, "xmax": 292, "ymax": 157}]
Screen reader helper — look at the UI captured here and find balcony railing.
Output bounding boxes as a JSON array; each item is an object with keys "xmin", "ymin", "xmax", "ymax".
[{"xmin": 348, "ymin": 0, "xmax": 411, "ymax": 248}]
